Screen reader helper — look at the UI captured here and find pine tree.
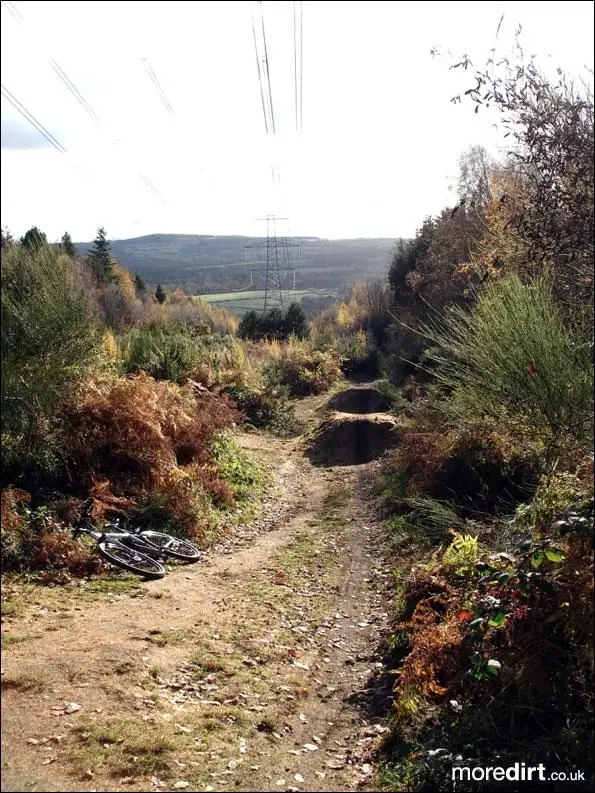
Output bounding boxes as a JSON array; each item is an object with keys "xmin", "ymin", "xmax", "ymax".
[
  {"xmin": 238, "ymin": 310, "xmax": 260, "ymax": 340},
  {"xmin": 134, "ymin": 272, "xmax": 147, "ymax": 293},
  {"xmin": 61, "ymin": 231, "xmax": 77, "ymax": 257},
  {"xmin": 20, "ymin": 226, "xmax": 47, "ymax": 253},
  {"xmin": 87, "ymin": 227, "xmax": 114, "ymax": 283},
  {"xmin": 155, "ymin": 283, "xmax": 166, "ymax": 304},
  {"xmin": 284, "ymin": 302, "xmax": 309, "ymax": 339}
]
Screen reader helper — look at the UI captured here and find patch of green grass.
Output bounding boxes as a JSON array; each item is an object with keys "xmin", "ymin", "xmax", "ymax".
[
  {"xmin": 81, "ymin": 575, "xmax": 142, "ymax": 595},
  {"xmin": 377, "ymin": 755, "xmax": 433, "ymax": 792},
  {"xmin": 0, "ymin": 599, "xmax": 20, "ymax": 618},
  {"xmin": 1, "ymin": 673, "xmax": 45, "ymax": 692},
  {"xmin": 114, "ymin": 660, "xmax": 136, "ymax": 675},
  {"xmin": 210, "ymin": 433, "xmax": 270, "ymax": 506},
  {"xmin": 1, "ymin": 633, "xmax": 42, "ymax": 648},
  {"xmin": 70, "ymin": 719, "xmax": 185, "ymax": 779},
  {"xmin": 188, "ymin": 656, "xmax": 228, "ymax": 678}
]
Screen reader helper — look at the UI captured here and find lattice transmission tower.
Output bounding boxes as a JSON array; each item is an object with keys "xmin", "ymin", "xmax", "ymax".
[{"xmin": 245, "ymin": 216, "xmax": 300, "ymax": 311}]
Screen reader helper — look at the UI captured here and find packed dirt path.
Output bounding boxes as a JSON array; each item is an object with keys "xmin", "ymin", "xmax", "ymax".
[{"xmin": 1, "ymin": 388, "xmax": 394, "ymax": 793}]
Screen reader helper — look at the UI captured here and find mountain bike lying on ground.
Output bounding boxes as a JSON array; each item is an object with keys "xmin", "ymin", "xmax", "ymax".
[{"xmin": 72, "ymin": 501, "xmax": 201, "ymax": 580}]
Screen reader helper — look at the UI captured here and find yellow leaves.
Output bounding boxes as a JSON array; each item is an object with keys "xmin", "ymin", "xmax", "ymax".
[
  {"xmin": 112, "ymin": 264, "xmax": 136, "ymax": 302},
  {"xmin": 101, "ymin": 331, "xmax": 119, "ymax": 360},
  {"xmin": 442, "ymin": 533, "xmax": 479, "ymax": 577}
]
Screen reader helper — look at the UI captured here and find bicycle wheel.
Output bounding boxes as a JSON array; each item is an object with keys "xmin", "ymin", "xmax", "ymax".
[
  {"xmin": 135, "ymin": 532, "xmax": 201, "ymax": 563},
  {"xmin": 97, "ymin": 540, "xmax": 166, "ymax": 579}
]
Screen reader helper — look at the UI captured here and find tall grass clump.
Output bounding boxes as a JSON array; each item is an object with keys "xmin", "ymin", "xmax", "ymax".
[
  {"xmin": 1, "ymin": 244, "xmax": 98, "ymax": 480},
  {"xmin": 422, "ymin": 275, "xmax": 594, "ymax": 448}
]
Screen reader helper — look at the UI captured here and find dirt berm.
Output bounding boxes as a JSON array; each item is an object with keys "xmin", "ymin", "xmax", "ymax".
[
  {"xmin": 324, "ymin": 386, "xmax": 392, "ymax": 414},
  {"xmin": 306, "ymin": 412, "xmax": 400, "ymax": 466}
]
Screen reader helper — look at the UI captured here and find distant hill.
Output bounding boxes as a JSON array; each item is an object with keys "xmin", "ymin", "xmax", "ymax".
[{"xmin": 76, "ymin": 234, "xmax": 399, "ymax": 296}]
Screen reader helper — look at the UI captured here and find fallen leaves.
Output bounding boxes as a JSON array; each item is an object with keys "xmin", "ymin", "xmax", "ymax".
[{"xmin": 49, "ymin": 702, "xmax": 81, "ymax": 716}]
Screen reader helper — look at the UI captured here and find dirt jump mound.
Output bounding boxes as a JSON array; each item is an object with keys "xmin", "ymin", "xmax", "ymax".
[
  {"xmin": 325, "ymin": 387, "xmax": 392, "ymax": 415},
  {"xmin": 306, "ymin": 413, "xmax": 400, "ymax": 466}
]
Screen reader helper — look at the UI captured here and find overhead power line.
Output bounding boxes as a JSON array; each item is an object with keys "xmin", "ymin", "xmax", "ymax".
[
  {"xmin": 49, "ymin": 59, "xmax": 101, "ymax": 125},
  {"xmin": 141, "ymin": 58, "xmax": 174, "ymax": 116},
  {"xmin": 1, "ymin": 0, "xmax": 23, "ymax": 21},
  {"xmin": 1, "ymin": 83, "xmax": 67, "ymax": 153},
  {"xmin": 2, "ymin": 0, "xmax": 169, "ymax": 207},
  {"xmin": 259, "ymin": 2, "xmax": 276, "ymax": 135},
  {"xmin": 252, "ymin": 15, "xmax": 270, "ymax": 135},
  {"xmin": 252, "ymin": 2, "xmax": 276, "ymax": 137}
]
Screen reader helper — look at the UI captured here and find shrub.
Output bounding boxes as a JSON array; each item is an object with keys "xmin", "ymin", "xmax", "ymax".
[
  {"xmin": 1, "ymin": 243, "xmax": 98, "ymax": 480},
  {"xmin": 123, "ymin": 327, "xmax": 214, "ymax": 383},
  {"xmin": 422, "ymin": 275, "xmax": 594, "ymax": 449},
  {"xmin": 222, "ymin": 384, "xmax": 298, "ymax": 434},
  {"xmin": 381, "ymin": 424, "xmax": 541, "ymax": 517},
  {"xmin": 337, "ymin": 330, "xmax": 381, "ymax": 378},
  {"xmin": 1, "ymin": 488, "xmax": 31, "ymax": 570},
  {"xmin": 209, "ymin": 434, "xmax": 268, "ymax": 504},
  {"xmin": 441, "ymin": 532, "xmax": 479, "ymax": 577},
  {"xmin": 264, "ymin": 345, "xmax": 342, "ymax": 396},
  {"xmin": 62, "ymin": 372, "xmax": 239, "ymax": 493},
  {"xmin": 131, "ymin": 468, "xmax": 218, "ymax": 543},
  {"xmin": 1, "ymin": 491, "xmax": 100, "ymax": 575}
]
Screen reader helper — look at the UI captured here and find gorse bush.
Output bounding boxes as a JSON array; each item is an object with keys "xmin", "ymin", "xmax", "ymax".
[
  {"xmin": 123, "ymin": 326, "xmax": 214, "ymax": 383},
  {"xmin": 264, "ymin": 344, "xmax": 342, "ymax": 396},
  {"xmin": 422, "ymin": 275, "xmax": 594, "ymax": 448},
  {"xmin": 1, "ymin": 243, "xmax": 98, "ymax": 481}
]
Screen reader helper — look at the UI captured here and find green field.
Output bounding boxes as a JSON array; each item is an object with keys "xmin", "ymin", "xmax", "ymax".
[{"xmin": 195, "ymin": 289, "xmax": 336, "ymax": 316}]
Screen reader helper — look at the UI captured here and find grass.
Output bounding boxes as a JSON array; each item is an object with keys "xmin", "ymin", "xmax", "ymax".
[
  {"xmin": 1, "ymin": 673, "xmax": 45, "ymax": 692},
  {"xmin": 195, "ymin": 289, "xmax": 337, "ymax": 317},
  {"xmin": 196, "ymin": 289, "xmax": 335, "ymax": 303},
  {"xmin": 114, "ymin": 660, "xmax": 137, "ymax": 675},
  {"xmin": 81, "ymin": 575, "xmax": 143, "ymax": 595},
  {"xmin": 1, "ymin": 633, "xmax": 42, "ymax": 648},
  {"xmin": 188, "ymin": 656, "xmax": 228, "ymax": 678},
  {"xmin": 70, "ymin": 719, "xmax": 185, "ymax": 779}
]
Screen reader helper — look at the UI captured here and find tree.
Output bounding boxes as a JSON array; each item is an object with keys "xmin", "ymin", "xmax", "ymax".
[
  {"xmin": 456, "ymin": 145, "xmax": 493, "ymax": 209},
  {"xmin": 284, "ymin": 302, "xmax": 309, "ymax": 338},
  {"xmin": 20, "ymin": 226, "xmax": 47, "ymax": 253},
  {"xmin": 1, "ymin": 243, "xmax": 97, "ymax": 477},
  {"xmin": 61, "ymin": 232, "xmax": 77, "ymax": 257},
  {"xmin": 155, "ymin": 283, "xmax": 166, "ymax": 304},
  {"xmin": 451, "ymin": 50, "xmax": 594, "ymax": 306},
  {"xmin": 0, "ymin": 227, "xmax": 12, "ymax": 249},
  {"xmin": 87, "ymin": 227, "xmax": 114, "ymax": 283},
  {"xmin": 134, "ymin": 272, "xmax": 146, "ymax": 293},
  {"xmin": 238, "ymin": 310, "xmax": 261, "ymax": 340}
]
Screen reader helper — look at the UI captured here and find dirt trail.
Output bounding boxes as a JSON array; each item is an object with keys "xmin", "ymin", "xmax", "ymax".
[{"xmin": 1, "ymin": 388, "xmax": 394, "ymax": 793}]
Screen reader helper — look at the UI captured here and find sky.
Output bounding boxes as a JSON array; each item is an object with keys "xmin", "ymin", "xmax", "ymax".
[{"xmin": 1, "ymin": 0, "xmax": 593, "ymax": 242}]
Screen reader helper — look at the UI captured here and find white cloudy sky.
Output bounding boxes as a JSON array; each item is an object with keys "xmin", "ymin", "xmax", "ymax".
[{"xmin": 1, "ymin": 0, "xmax": 593, "ymax": 242}]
